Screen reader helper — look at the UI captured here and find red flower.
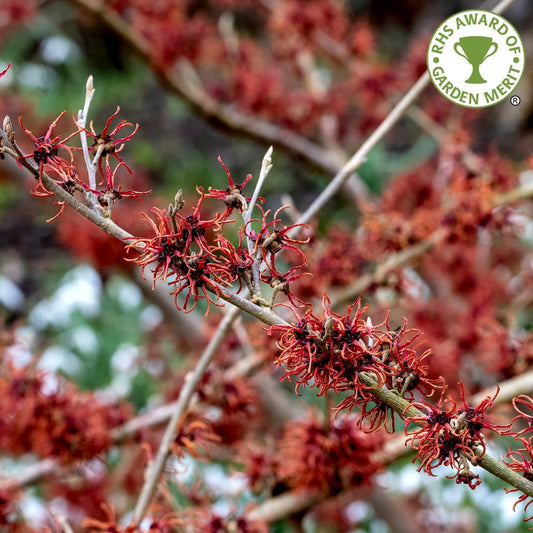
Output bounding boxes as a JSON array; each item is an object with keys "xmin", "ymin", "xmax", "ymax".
[
  {"xmin": 270, "ymin": 297, "xmax": 441, "ymax": 432},
  {"xmin": 276, "ymin": 413, "xmax": 383, "ymax": 492},
  {"xmin": 504, "ymin": 439, "xmax": 533, "ymax": 522},
  {"xmin": 82, "ymin": 503, "xmax": 131, "ymax": 532},
  {"xmin": 405, "ymin": 393, "xmax": 466, "ymax": 477},
  {"xmin": 506, "ymin": 395, "xmax": 533, "ymax": 438},
  {"xmin": 127, "ymin": 207, "xmax": 183, "ymax": 284},
  {"xmin": 205, "ymin": 156, "xmax": 254, "ymax": 218},
  {"xmin": 79, "ymin": 106, "xmax": 138, "ymax": 179},
  {"xmin": 0, "ymin": 360, "xmax": 130, "ymax": 464},
  {"xmin": 261, "ymin": 267, "xmax": 312, "ymax": 308},
  {"xmin": 455, "ymin": 383, "xmax": 507, "ymax": 447},
  {"xmin": 18, "ymin": 111, "xmax": 79, "ymax": 182},
  {"xmin": 249, "ymin": 205, "xmax": 309, "ymax": 276},
  {"xmin": 172, "ymin": 410, "xmax": 221, "ymax": 459},
  {"xmin": 93, "ymin": 160, "xmax": 150, "ymax": 212},
  {"xmin": 169, "ymin": 252, "xmax": 230, "ymax": 314},
  {"xmin": 405, "ymin": 384, "xmax": 502, "ymax": 483},
  {"xmin": 29, "ymin": 165, "xmax": 81, "ymax": 222},
  {"xmin": 126, "ymin": 196, "xmax": 231, "ymax": 314},
  {"xmin": 270, "ymin": 297, "xmax": 389, "ymax": 399},
  {"xmin": 212, "ymin": 233, "xmax": 253, "ymax": 292}
]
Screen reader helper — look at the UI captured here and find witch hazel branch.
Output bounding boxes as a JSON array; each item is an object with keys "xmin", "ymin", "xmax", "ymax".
[{"xmin": 2, "ymin": 34, "xmax": 533, "ymax": 529}]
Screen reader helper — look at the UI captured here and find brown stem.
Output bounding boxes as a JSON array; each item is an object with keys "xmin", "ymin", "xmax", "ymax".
[{"xmin": 131, "ymin": 306, "xmax": 240, "ymax": 526}]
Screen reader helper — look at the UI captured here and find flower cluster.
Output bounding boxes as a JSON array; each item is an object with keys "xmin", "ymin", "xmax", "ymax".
[
  {"xmin": 127, "ymin": 160, "xmax": 309, "ymax": 313},
  {"xmin": 127, "ymin": 200, "xmax": 231, "ymax": 313},
  {"xmin": 15, "ymin": 105, "xmax": 146, "ymax": 220},
  {"xmin": 172, "ymin": 410, "xmax": 221, "ymax": 459},
  {"xmin": 361, "ymin": 146, "xmax": 517, "ymax": 254},
  {"xmin": 196, "ymin": 369, "xmax": 261, "ymax": 444},
  {"xmin": 504, "ymin": 396, "xmax": 533, "ymax": 521},
  {"xmin": 270, "ymin": 296, "xmax": 441, "ymax": 430},
  {"xmin": 0, "ymin": 360, "xmax": 131, "ymax": 464},
  {"xmin": 275, "ymin": 414, "xmax": 384, "ymax": 492},
  {"xmin": 405, "ymin": 385, "xmax": 504, "ymax": 487},
  {"xmin": 17, "ymin": 112, "xmax": 81, "ymax": 220}
]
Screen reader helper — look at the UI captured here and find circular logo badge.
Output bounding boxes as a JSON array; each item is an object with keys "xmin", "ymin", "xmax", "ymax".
[{"xmin": 427, "ymin": 10, "xmax": 525, "ymax": 108}]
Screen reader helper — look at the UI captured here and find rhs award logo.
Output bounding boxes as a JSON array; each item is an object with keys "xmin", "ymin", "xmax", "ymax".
[{"xmin": 427, "ymin": 10, "xmax": 525, "ymax": 108}]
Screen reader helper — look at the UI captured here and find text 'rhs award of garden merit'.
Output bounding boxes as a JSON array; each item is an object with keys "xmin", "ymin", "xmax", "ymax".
[{"xmin": 427, "ymin": 10, "xmax": 525, "ymax": 108}]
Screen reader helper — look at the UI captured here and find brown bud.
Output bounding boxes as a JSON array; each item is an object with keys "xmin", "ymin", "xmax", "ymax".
[
  {"xmin": 3, "ymin": 115, "xmax": 14, "ymax": 143},
  {"xmin": 174, "ymin": 189, "xmax": 185, "ymax": 210}
]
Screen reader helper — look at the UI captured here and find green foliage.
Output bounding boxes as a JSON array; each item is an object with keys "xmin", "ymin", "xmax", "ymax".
[
  {"xmin": 0, "ymin": 183, "xmax": 18, "ymax": 212},
  {"xmin": 128, "ymin": 369, "xmax": 157, "ymax": 411},
  {"xmin": 271, "ymin": 520, "xmax": 299, "ymax": 533},
  {"xmin": 358, "ymin": 136, "xmax": 437, "ymax": 195}
]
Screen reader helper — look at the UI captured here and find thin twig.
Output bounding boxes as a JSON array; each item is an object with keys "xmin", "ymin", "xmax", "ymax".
[
  {"xmin": 244, "ymin": 146, "xmax": 273, "ymax": 223},
  {"xmin": 246, "ymin": 490, "xmax": 321, "ymax": 522},
  {"xmin": 330, "ymin": 230, "xmax": 447, "ymax": 308},
  {"xmin": 0, "ymin": 458, "xmax": 59, "ymax": 492},
  {"xmin": 131, "ymin": 305, "xmax": 241, "ymax": 526},
  {"xmin": 77, "ymin": 75, "xmax": 98, "ymax": 197},
  {"xmin": 244, "ymin": 146, "xmax": 274, "ymax": 296},
  {"xmin": 494, "ymin": 185, "xmax": 533, "ymax": 206},
  {"xmin": 490, "ymin": 0, "xmax": 517, "ymax": 14},
  {"xmin": 55, "ymin": 515, "xmax": 75, "ymax": 533},
  {"xmin": 293, "ymin": 72, "xmax": 431, "ymax": 230},
  {"xmin": 218, "ymin": 287, "xmax": 287, "ymax": 327}
]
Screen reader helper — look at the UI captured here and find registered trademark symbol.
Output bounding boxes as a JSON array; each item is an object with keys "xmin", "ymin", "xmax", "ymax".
[{"xmin": 510, "ymin": 95, "xmax": 521, "ymax": 106}]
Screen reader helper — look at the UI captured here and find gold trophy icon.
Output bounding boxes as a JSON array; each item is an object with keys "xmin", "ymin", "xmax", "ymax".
[{"xmin": 453, "ymin": 36, "xmax": 498, "ymax": 84}]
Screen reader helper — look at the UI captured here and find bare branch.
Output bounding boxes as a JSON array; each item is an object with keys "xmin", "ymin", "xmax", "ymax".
[
  {"xmin": 293, "ymin": 72, "xmax": 431, "ymax": 229},
  {"xmin": 244, "ymin": 146, "xmax": 274, "ymax": 296},
  {"xmin": 131, "ymin": 305, "xmax": 241, "ymax": 526},
  {"xmin": 246, "ymin": 490, "xmax": 321, "ymax": 522},
  {"xmin": 77, "ymin": 75, "xmax": 98, "ymax": 195}
]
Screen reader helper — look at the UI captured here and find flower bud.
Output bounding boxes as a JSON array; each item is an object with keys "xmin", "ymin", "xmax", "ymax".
[{"xmin": 3, "ymin": 115, "xmax": 14, "ymax": 143}]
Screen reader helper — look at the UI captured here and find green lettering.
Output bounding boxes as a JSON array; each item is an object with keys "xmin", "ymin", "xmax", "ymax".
[
  {"xmin": 484, "ymin": 88, "xmax": 499, "ymax": 103},
  {"xmin": 442, "ymin": 81, "xmax": 453, "ymax": 94}
]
